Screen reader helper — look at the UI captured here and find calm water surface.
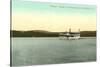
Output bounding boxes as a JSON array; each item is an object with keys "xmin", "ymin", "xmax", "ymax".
[{"xmin": 11, "ymin": 37, "xmax": 96, "ymax": 66}]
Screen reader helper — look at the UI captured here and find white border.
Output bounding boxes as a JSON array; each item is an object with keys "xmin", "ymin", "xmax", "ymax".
[
  {"xmin": 0, "ymin": 0, "xmax": 100, "ymax": 67},
  {"xmin": 0, "ymin": 0, "xmax": 10, "ymax": 67}
]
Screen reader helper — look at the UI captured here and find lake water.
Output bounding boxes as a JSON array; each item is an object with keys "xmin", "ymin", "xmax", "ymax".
[{"xmin": 11, "ymin": 37, "xmax": 96, "ymax": 66}]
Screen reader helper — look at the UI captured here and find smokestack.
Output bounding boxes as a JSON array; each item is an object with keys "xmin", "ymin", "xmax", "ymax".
[
  {"xmin": 69, "ymin": 28, "xmax": 71, "ymax": 33},
  {"xmin": 78, "ymin": 29, "xmax": 80, "ymax": 33}
]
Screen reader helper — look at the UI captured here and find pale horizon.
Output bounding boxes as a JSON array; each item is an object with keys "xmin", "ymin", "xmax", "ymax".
[{"xmin": 12, "ymin": 0, "xmax": 96, "ymax": 32}]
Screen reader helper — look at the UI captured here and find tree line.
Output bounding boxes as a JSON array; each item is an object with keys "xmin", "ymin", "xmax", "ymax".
[{"xmin": 10, "ymin": 30, "xmax": 96, "ymax": 37}]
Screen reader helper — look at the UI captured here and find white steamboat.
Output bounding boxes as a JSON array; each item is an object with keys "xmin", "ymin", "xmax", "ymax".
[{"xmin": 59, "ymin": 29, "xmax": 80, "ymax": 40}]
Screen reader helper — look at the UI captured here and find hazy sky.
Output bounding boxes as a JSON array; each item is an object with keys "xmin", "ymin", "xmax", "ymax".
[{"xmin": 12, "ymin": 0, "xmax": 96, "ymax": 32}]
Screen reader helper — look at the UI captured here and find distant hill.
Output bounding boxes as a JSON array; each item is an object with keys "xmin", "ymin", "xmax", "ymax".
[
  {"xmin": 10, "ymin": 30, "xmax": 59, "ymax": 37},
  {"xmin": 80, "ymin": 31, "xmax": 96, "ymax": 37},
  {"xmin": 10, "ymin": 30, "xmax": 96, "ymax": 37}
]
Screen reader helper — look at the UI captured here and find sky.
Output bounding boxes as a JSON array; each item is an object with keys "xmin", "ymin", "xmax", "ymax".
[{"xmin": 12, "ymin": 0, "xmax": 96, "ymax": 32}]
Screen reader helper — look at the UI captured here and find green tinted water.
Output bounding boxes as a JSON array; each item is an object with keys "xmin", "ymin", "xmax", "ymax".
[{"xmin": 11, "ymin": 37, "xmax": 96, "ymax": 66}]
